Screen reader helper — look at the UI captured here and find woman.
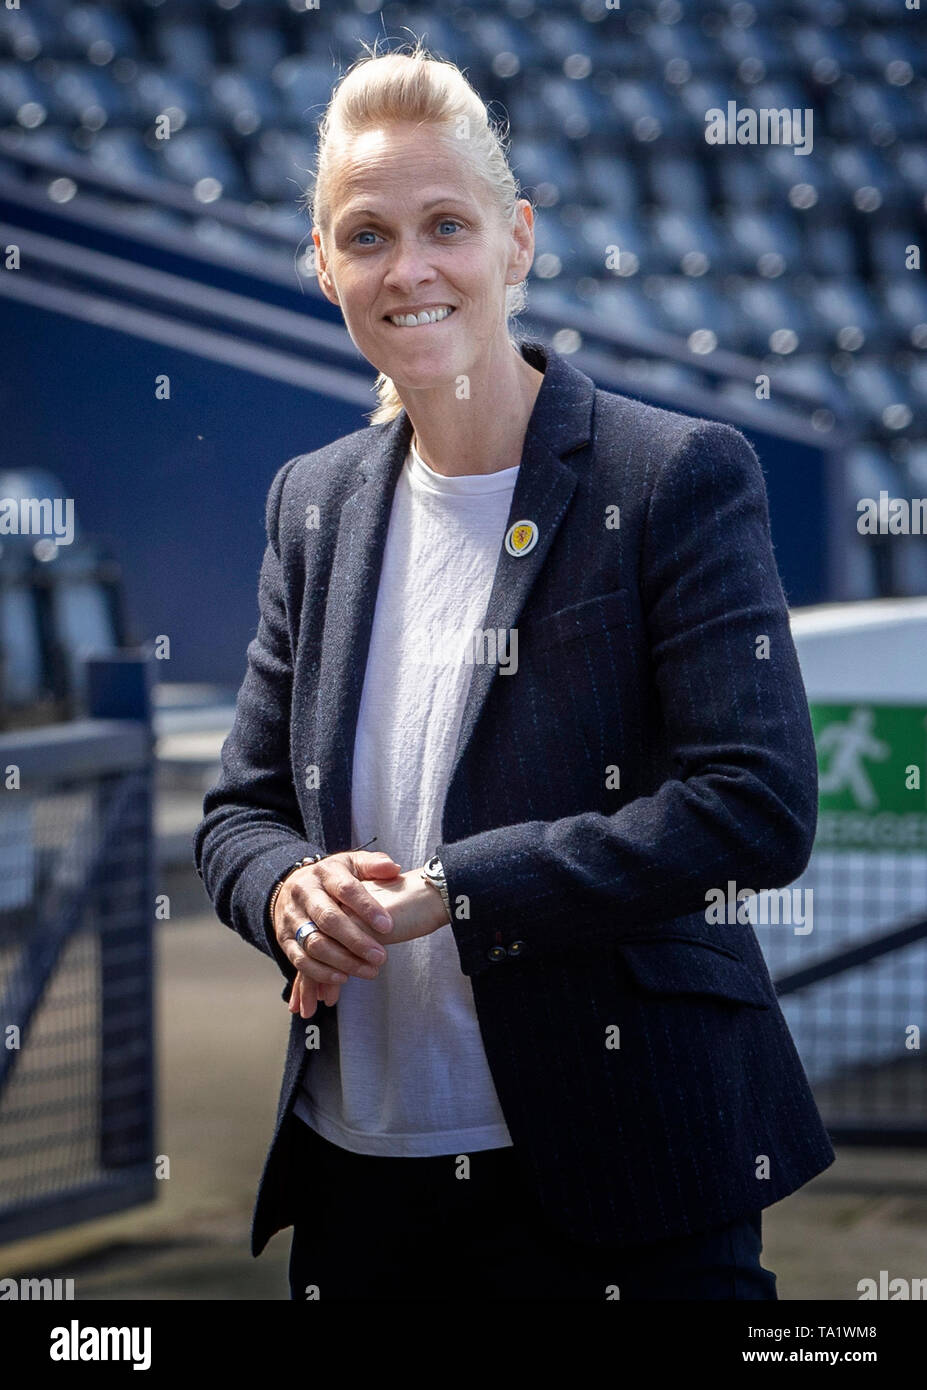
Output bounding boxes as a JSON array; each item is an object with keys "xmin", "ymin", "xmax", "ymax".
[{"xmin": 193, "ymin": 41, "xmax": 834, "ymax": 1301}]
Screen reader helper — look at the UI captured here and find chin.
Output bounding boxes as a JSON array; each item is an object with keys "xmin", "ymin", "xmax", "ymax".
[
  {"xmin": 383, "ymin": 346, "xmax": 463, "ymax": 386},
  {"xmin": 388, "ymin": 368, "xmax": 455, "ymax": 394}
]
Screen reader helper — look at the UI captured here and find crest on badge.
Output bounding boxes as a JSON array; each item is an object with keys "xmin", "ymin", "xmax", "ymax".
[{"xmin": 504, "ymin": 519, "xmax": 538, "ymax": 556}]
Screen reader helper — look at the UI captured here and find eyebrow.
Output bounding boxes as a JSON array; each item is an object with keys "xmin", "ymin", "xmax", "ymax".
[{"xmin": 337, "ymin": 195, "xmax": 470, "ymax": 224}]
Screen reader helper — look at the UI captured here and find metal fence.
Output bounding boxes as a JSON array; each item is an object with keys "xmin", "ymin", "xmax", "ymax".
[
  {"xmin": 754, "ymin": 848, "xmax": 927, "ymax": 1144},
  {"xmin": 0, "ymin": 654, "xmax": 156, "ymax": 1245}
]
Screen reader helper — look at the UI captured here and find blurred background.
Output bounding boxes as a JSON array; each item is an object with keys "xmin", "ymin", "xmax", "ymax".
[{"xmin": 0, "ymin": 0, "xmax": 926, "ymax": 1299}]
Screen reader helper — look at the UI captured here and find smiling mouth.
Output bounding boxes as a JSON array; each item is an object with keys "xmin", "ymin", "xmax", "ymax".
[{"xmin": 384, "ymin": 306, "xmax": 457, "ymax": 328}]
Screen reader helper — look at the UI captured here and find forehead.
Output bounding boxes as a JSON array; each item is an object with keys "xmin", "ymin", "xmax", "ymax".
[{"xmin": 331, "ymin": 124, "xmax": 476, "ymax": 206}]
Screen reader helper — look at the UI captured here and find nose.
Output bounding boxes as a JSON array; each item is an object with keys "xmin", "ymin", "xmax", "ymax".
[{"xmin": 383, "ymin": 235, "xmax": 438, "ymax": 292}]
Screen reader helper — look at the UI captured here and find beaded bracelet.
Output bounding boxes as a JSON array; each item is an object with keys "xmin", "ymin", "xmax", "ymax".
[{"xmin": 268, "ymin": 855, "xmax": 323, "ymax": 931}]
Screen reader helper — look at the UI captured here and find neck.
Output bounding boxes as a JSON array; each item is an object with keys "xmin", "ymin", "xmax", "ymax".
[{"xmin": 399, "ymin": 339, "xmax": 544, "ymax": 478}]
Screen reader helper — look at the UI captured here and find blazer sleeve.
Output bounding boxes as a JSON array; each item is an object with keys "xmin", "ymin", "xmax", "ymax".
[
  {"xmin": 192, "ymin": 456, "xmax": 324, "ymax": 984},
  {"xmin": 437, "ymin": 420, "xmax": 819, "ymax": 978}
]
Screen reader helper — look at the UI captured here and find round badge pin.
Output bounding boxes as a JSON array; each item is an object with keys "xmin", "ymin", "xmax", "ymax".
[{"xmin": 504, "ymin": 519, "xmax": 539, "ymax": 557}]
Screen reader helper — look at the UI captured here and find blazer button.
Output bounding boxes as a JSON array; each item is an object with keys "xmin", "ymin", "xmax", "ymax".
[
  {"xmin": 487, "ymin": 945, "xmax": 508, "ymax": 962},
  {"xmin": 507, "ymin": 941, "xmax": 526, "ymax": 956}
]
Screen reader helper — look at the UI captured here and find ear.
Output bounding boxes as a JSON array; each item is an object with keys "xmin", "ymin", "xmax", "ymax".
[
  {"xmin": 507, "ymin": 199, "xmax": 535, "ymax": 283},
  {"xmin": 313, "ymin": 227, "xmax": 340, "ymax": 307}
]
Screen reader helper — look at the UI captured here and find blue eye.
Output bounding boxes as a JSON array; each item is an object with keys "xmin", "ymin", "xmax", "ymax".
[{"xmin": 350, "ymin": 219, "xmax": 462, "ymax": 245}]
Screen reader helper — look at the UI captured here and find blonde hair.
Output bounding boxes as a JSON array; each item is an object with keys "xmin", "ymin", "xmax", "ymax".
[{"xmin": 303, "ymin": 38, "xmax": 531, "ymax": 425}]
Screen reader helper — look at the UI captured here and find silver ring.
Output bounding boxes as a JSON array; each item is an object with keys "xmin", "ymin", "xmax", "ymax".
[{"xmin": 295, "ymin": 920, "xmax": 321, "ymax": 947}]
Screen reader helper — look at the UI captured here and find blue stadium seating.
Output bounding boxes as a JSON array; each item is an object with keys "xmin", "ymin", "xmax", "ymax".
[{"xmin": 0, "ymin": 0, "xmax": 924, "ymax": 596}]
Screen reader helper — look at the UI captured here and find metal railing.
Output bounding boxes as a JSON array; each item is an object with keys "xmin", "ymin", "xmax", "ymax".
[
  {"xmin": 758, "ymin": 849, "xmax": 927, "ymax": 1145},
  {"xmin": 0, "ymin": 654, "xmax": 156, "ymax": 1244}
]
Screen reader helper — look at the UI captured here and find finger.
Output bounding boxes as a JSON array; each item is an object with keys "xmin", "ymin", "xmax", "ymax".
[
  {"xmin": 351, "ymin": 851, "xmax": 403, "ymax": 879},
  {"xmin": 293, "ymin": 974, "xmax": 317, "ymax": 1020},
  {"xmin": 295, "ymin": 917, "xmax": 384, "ymax": 980},
  {"xmin": 317, "ymin": 980, "xmax": 341, "ymax": 1008},
  {"xmin": 280, "ymin": 929, "xmax": 352, "ymax": 986},
  {"xmin": 317, "ymin": 862, "xmax": 396, "ymax": 938},
  {"xmin": 300, "ymin": 978, "xmax": 318, "ymax": 1020},
  {"xmin": 287, "ymin": 879, "xmax": 389, "ymax": 970},
  {"xmin": 284, "ymin": 907, "xmax": 381, "ymax": 983},
  {"xmin": 278, "ymin": 897, "xmax": 360, "ymax": 980},
  {"xmin": 279, "ymin": 871, "xmax": 386, "ymax": 970}
]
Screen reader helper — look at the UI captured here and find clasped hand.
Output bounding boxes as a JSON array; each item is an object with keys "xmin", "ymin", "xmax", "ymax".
[{"xmin": 271, "ymin": 849, "xmax": 450, "ymax": 1020}]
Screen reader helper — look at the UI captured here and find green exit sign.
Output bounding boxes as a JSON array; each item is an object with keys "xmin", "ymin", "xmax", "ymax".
[{"xmin": 810, "ymin": 702, "xmax": 927, "ymax": 851}]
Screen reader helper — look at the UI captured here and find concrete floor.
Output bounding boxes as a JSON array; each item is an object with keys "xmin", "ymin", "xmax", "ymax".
[{"xmin": 2, "ymin": 896, "xmax": 926, "ymax": 1300}]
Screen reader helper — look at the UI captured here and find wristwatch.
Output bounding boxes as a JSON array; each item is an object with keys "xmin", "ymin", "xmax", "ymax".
[{"xmin": 421, "ymin": 854, "xmax": 452, "ymax": 924}]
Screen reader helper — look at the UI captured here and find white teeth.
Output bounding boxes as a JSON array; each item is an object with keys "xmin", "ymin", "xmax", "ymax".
[{"xmin": 388, "ymin": 306, "xmax": 455, "ymax": 327}]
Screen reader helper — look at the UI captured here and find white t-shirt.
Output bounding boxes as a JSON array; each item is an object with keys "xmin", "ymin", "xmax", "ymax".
[{"xmin": 293, "ymin": 434, "xmax": 519, "ymax": 1154}]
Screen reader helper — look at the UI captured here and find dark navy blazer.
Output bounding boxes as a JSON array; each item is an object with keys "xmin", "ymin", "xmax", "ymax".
[{"xmin": 193, "ymin": 336, "xmax": 835, "ymax": 1257}]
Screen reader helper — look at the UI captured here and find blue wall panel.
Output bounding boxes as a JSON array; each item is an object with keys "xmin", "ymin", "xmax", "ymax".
[
  {"xmin": 0, "ymin": 299, "xmax": 832, "ymax": 690},
  {"xmin": 1, "ymin": 298, "xmax": 369, "ymax": 686}
]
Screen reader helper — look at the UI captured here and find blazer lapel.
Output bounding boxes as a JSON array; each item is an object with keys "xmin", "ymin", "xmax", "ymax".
[
  {"xmin": 313, "ymin": 409, "xmax": 412, "ymax": 858},
  {"xmin": 313, "ymin": 338, "xmax": 596, "ymax": 858}
]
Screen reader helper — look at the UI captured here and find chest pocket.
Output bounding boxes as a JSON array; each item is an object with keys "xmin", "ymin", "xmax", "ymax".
[
  {"xmin": 512, "ymin": 585, "xmax": 635, "ymax": 772},
  {"xmin": 528, "ymin": 586, "xmax": 630, "ymax": 655}
]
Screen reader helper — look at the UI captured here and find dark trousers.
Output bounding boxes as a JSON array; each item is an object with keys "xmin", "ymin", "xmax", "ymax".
[{"xmin": 286, "ymin": 1116, "xmax": 778, "ymax": 1301}]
